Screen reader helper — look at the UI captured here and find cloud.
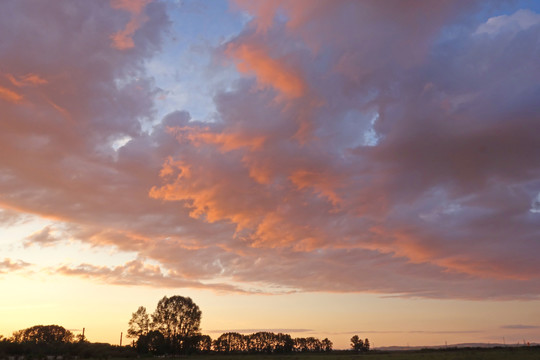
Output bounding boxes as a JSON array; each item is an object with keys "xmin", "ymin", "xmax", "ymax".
[
  {"xmin": 56, "ymin": 259, "xmax": 247, "ymax": 293},
  {"xmin": 110, "ymin": 0, "xmax": 153, "ymax": 50},
  {"xmin": 530, "ymin": 192, "xmax": 540, "ymax": 213},
  {"xmin": 0, "ymin": 258, "xmax": 31, "ymax": 274},
  {"xmin": 150, "ymin": 3, "xmax": 540, "ymax": 298},
  {"xmin": 0, "ymin": 208, "xmax": 29, "ymax": 227},
  {"xmin": 501, "ymin": 325, "xmax": 540, "ymax": 330},
  {"xmin": 1, "ymin": 1, "xmax": 539, "ymax": 300},
  {"xmin": 226, "ymin": 42, "xmax": 307, "ymax": 99},
  {"xmin": 340, "ymin": 330, "xmax": 481, "ymax": 335},
  {"xmin": 0, "ymin": 85, "xmax": 23, "ymax": 103},
  {"xmin": 24, "ymin": 226, "xmax": 61, "ymax": 247},
  {"xmin": 475, "ymin": 9, "xmax": 540, "ymax": 35},
  {"xmin": 5, "ymin": 73, "xmax": 48, "ymax": 87}
]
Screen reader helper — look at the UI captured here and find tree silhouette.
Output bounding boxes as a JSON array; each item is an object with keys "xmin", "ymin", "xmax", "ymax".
[
  {"xmin": 151, "ymin": 295, "xmax": 201, "ymax": 353},
  {"xmin": 195, "ymin": 334, "xmax": 212, "ymax": 352},
  {"xmin": 273, "ymin": 333, "xmax": 293, "ymax": 353},
  {"xmin": 249, "ymin": 332, "xmax": 275, "ymax": 353},
  {"xmin": 127, "ymin": 295, "xmax": 335, "ymax": 355},
  {"xmin": 293, "ymin": 337, "xmax": 307, "ymax": 352},
  {"xmin": 127, "ymin": 306, "xmax": 150, "ymax": 339},
  {"xmin": 351, "ymin": 335, "xmax": 363, "ymax": 351},
  {"xmin": 214, "ymin": 332, "xmax": 247, "ymax": 352},
  {"xmin": 322, "ymin": 338, "xmax": 333, "ymax": 352},
  {"xmin": 351, "ymin": 335, "xmax": 369, "ymax": 352},
  {"xmin": 14, "ymin": 325, "xmax": 73, "ymax": 344},
  {"xmin": 136, "ymin": 330, "xmax": 166, "ymax": 355},
  {"xmin": 364, "ymin": 338, "xmax": 370, "ymax": 351}
]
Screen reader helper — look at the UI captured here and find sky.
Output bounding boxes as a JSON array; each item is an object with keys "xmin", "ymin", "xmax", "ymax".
[{"xmin": 1, "ymin": 0, "xmax": 540, "ymax": 349}]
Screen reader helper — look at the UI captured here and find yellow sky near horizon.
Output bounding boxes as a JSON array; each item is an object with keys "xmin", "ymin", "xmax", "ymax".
[{"xmin": 2, "ymin": 267, "xmax": 540, "ymax": 348}]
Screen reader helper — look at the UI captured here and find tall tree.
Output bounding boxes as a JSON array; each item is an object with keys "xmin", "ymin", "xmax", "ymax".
[
  {"xmin": 151, "ymin": 295, "xmax": 201, "ymax": 351},
  {"xmin": 363, "ymin": 338, "xmax": 370, "ymax": 351},
  {"xmin": 350, "ymin": 335, "xmax": 364, "ymax": 352},
  {"xmin": 322, "ymin": 338, "xmax": 333, "ymax": 352},
  {"xmin": 127, "ymin": 306, "xmax": 150, "ymax": 339}
]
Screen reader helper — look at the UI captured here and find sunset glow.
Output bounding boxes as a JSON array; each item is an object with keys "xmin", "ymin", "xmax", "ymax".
[{"xmin": 1, "ymin": 0, "xmax": 540, "ymax": 349}]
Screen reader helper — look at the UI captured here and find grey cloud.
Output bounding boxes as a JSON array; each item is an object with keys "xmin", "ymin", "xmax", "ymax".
[
  {"xmin": 207, "ymin": 329, "xmax": 314, "ymax": 334},
  {"xmin": 55, "ymin": 259, "xmax": 247, "ymax": 294},
  {"xmin": 338, "ymin": 330, "xmax": 481, "ymax": 335},
  {"xmin": 501, "ymin": 325, "xmax": 540, "ymax": 330}
]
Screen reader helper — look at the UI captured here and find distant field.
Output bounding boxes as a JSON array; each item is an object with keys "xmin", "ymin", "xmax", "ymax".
[{"xmin": 177, "ymin": 347, "xmax": 540, "ymax": 360}]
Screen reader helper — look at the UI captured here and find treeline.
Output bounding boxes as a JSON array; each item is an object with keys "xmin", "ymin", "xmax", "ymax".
[
  {"xmin": 213, "ymin": 332, "xmax": 333, "ymax": 353},
  {"xmin": 135, "ymin": 331, "xmax": 333, "ymax": 355},
  {"xmin": 1, "ymin": 295, "xmax": 370, "ymax": 357},
  {"xmin": 0, "ymin": 326, "xmax": 135, "ymax": 359},
  {"xmin": 128, "ymin": 295, "xmax": 335, "ymax": 355},
  {"xmin": 351, "ymin": 335, "xmax": 370, "ymax": 352}
]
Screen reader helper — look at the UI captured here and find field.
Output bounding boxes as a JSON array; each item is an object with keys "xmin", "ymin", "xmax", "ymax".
[{"xmin": 186, "ymin": 347, "xmax": 540, "ymax": 360}]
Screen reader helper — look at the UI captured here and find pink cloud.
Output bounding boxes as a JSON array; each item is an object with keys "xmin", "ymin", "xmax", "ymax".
[
  {"xmin": 56, "ymin": 259, "xmax": 245, "ymax": 293},
  {"xmin": 1, "ymin": 0, "xmax": 539, "ymax": 300},
  {"xmin": 0, "ymin": 258, "xmax": 31, "ymax": 274},
  {"xmin": 24, "ymin": 225, "xmax": 61, "ymax": 247}
]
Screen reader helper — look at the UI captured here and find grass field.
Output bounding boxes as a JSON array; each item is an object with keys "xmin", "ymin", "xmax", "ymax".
[{"xmin": 184, "ymin": 347, "xmax": 540, "ymax": 360}]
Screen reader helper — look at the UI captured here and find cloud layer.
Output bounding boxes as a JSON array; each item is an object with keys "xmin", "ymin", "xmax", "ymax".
[{"xmin": 1, "ymin": 0, "xmax": 539, "ymax": 299}]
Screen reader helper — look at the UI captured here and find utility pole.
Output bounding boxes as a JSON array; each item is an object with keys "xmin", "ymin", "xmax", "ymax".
[{"xmin": 120, "ymin": 332, "xmax": 123, "ymax": 346}]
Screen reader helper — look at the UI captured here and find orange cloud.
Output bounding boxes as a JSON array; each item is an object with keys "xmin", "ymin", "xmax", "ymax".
[
  {"xmin": 366, "ymin": 226, "xmax": 534, "ymax": 281},
  {"xmin": 169, "ymin": 125, "xmax": 266, "ymax": 153},
  {"xmin": 193, "ymin": 132, "xmax": 266, "ymax": 152},
  {"xmin": 6, "ymin": 73, "xmax": 47, "ymax": 87},
  {"xmin": 227, "ymin": 43, "xmax": 307, "ymax": 99},
  {"xmin": 252, "ymin": 212, "xmax": 322, "ymax": 251},
  {"xmin": 149, "ymin": 154, "xmax": 273, "ymax": 232},
  {"xmin": 289, "ymin": 169, "xmax": 342, "ymax": 206},
  {"xmin": 245, "ymin": 161, "xmax": 273, "ymax": 185},
  {"xmin": 0, "ymin": 86, "xmax": 23, "ymax": 103},
  {"xmin": 437, "ymin": 257, "xmax": 533, "ymax": 281},
  {"xmin": 158, "ymin": 156, "xmax": 191, "ymax": 180},
  {"xmin": 110, "ymin": 0, "xmax": 150, "ymax": 13},
  {"xmin": 366, "ymin": 226, "xmax": 446, "ymax": 264},
  {"xmin": 110, "ymin": 0, "xmax": 151, "ymax": 50},
  {"xmin": 44, "ymin": 99, "xmax": 72, "ymax": 122}
]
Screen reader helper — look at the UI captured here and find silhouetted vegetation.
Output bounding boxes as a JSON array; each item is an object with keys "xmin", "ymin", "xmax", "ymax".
[
  {"xmin": 208, "ymin": 331, "xmax": 332, "ymax": 354},
  {"xmin": 1, "ymin": 295, "xmax": 349, "ymax": 358},
  {"xmin": 128, "ymin": 295, "xmax": 202, "ymax": 354},
  {"xmin": 126, "ymin": 295, "xmax": 336, "ymax": 355},
  {"xmin": 351, "ymin": 335, "xmax": 370, "ymax": 352},
  {"xmin": 0, "ymin": 325, "xmax": 136, "ymax": 359},
  {"xmin": 2, "ymin": 321, "xmax": 539, "ymax": 360},
  {"xmin": 128, "ymin": 296, "xmax": 333, "ymax": 355}
]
